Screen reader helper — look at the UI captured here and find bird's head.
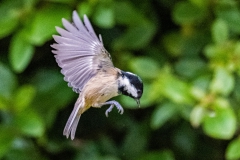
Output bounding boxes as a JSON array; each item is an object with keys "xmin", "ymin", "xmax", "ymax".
[{"xmin": 118, "ymin": 71, "xmax": 143, "ymax": 107}]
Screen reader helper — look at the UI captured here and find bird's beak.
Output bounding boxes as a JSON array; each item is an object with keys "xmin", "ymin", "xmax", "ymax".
[{"xmin": 135, "ymin": 99, "xmax": 140, "ymax": 108}]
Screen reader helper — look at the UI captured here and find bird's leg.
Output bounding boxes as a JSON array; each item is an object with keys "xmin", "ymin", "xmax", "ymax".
[{"xmin": 100, "ymin": 100, "xmax": 124, "ymax": 117}]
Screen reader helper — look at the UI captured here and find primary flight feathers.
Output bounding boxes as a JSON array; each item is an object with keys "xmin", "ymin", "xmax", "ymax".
[{"xmin": 51, "ymin": 11, "xmax": 111, "ymax": 93}]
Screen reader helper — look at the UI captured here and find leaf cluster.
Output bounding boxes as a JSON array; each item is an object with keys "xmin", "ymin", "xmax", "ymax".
[{"xmin": 1, "ymin": 0, "xmax": 240, "ymax": 159}]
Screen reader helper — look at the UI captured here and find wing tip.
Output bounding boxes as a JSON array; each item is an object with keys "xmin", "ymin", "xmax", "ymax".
[
  {"xmin": 73, "ymin": 10, "xmax": 78, "ymax": 17},
  {"xmin": 83, "ymin": 14, "xmax": 89, "ymax": 23},
  {"xmin": 52, "ymin": 35, "xmax": 60, "ymax": 41},
  {"xmin": 55, "ymin": 26, "xmax": 61, "ymax": 31},
  {"xmin": 62, "ymin": 18, "xmax": 68, "ymax": 24}
]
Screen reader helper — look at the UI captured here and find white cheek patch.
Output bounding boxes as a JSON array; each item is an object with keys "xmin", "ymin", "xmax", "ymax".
[
  {"xmin": 120, "ymin": 76, "xmax": 138, "ymax": 98},
  {"xmin": 128, "ymin": 85, "xmax": 138, "ymax": 98}
]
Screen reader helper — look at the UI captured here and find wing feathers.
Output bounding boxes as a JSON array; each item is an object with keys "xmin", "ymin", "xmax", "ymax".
[
  {"xmin": 51, "ymin": 44, "xmax": 93, "ymax": 51},
  {"xmin": 83, "ymin": 15, "xmax": 99, "ymax": 41},
  {"xmin": 72, "ymin": 11, "xmax": 92, "ymax": 38},
  {"xmin": 51, "ymin": 10, "xmax": 113, "ymax": 93},
  {"xmin": 52, "ymin": 10, "xmax": 116, "ymax": 139},
  {"xmin": 53, "ymin": 35, "xmax": 83, "ymax": 45},
  {"xmin": 55, "ymin": 27, "xmax": 79, "ymax": 41},
  {"xmin": 56, "ymin": 26, "xmax": 93, "ymax": 44},
  {"xmin": 62, "ymin": 18, "xmax": 82, "ymax": 37},
  {"xmin": 53, "ymin": 35, "xmax": 95, "ymax": 47}
]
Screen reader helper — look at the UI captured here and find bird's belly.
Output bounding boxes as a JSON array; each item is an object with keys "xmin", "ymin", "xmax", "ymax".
[
  {"xmin": 97, "ymin": 88, "xmax": 118, "ymax": 103},
  {"xmin": 83, "ymin": 78, "xmax": 119, "ymax": 107}
]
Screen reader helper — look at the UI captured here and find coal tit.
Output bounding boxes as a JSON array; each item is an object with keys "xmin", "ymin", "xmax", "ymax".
[{"xmin": 51, "ymin": 11, "xmax": 143, "ymax": 140}]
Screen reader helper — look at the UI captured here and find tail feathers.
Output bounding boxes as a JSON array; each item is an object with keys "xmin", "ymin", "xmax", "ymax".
[
  {"xmin": 63, "ymin": 97, "xmax": 83, "ymax": 140},
  {"xmin": 70, "ymin": 115, "xmax": 81, "ymax": 140}
]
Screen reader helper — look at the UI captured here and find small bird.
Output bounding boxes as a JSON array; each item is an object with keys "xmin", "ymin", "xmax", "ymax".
[{"xmin": 51, "ymin": 11, "xmax": 143, "ymax": 140}]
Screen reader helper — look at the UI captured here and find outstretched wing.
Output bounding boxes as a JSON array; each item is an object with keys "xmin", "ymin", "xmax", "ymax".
[{"xmin": 51, "ymin": 10, "xmax": 114, "ymax": 93}]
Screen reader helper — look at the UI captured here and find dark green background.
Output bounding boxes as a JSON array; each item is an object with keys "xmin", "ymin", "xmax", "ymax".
[{"xmin": 1, "ymin": 0, "xmax": 240, "ymax": 159}]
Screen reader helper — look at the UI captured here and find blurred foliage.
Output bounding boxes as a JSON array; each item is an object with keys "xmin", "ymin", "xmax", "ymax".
[{"xmin": 1, "ymin": 0, "xmax": 240, "ymax": 159}]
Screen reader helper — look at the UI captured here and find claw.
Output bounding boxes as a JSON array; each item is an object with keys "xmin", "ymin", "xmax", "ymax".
[
  {"xmin": 105, "ymin": 104, "xmax": 114, "ymax": 117},
  {"xmin": 101, "ymin": 100, "xmax": 124, "ymax": 117},
  {"xmin": 116, "ymin": 105, "xmax": 124, "ymax": 114}
]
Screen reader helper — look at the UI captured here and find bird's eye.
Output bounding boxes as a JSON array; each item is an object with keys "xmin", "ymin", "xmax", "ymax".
[{"xmin": 137, "ymin": 90, "xmax": 142, "ymax": 95}]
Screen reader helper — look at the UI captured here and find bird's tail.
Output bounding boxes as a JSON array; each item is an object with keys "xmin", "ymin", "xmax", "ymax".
[{"xmin": 63, "ymin": 96, "xmax": 84, "ymax": 140}]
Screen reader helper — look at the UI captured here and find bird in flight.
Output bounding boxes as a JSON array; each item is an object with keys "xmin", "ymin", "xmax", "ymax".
[{"xmin": 51, "ymin": 11, "xmax": 143, "ymax": 140}]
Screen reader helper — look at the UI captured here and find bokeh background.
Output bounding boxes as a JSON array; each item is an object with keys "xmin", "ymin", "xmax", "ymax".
[{"xmin": 1, "ymin": 0, "xmax": 240, "ymax": 159}]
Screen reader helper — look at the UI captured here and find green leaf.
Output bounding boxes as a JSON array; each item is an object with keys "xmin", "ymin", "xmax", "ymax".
[
  {"xmin": 13, "ymin": 85, "xmax": 36, "ymax": 112},
  {"xmin": 22, "ymin": 0, "xmax": 38, "ymax": 10},
  {"xmin": 27, "ymin": 4, "xmax": 71, "ymax": 45},
  {"xmin": 151, "ymin": 103, "xmax": 178, "ymax": 129},
  {"xmin": 138, "ymin": 150, "xmax": 175, "ymax": 160},
  {"xmin": 112, "ymin": 1, "xmax": 156, "ymax": 50},
  {"xmin": 114, "ymin": 1, "xmax": 147, "ymax": 26},
  {"xmin": 210, "ymin": 67, "xmax": 234, "ymax": 96},
  {"xmin": 226, "ymin": 137, "xmax": 240, "ymax": 160},
  {"xmin": 190, "ymin": 105, "xmax": 206, "ymax": 127},
  {"xmin": 0, "ymin": 16, "xmax": 18, "ymax": 39},
  {"xmin": 14, "ymin": 110, "xmax": 45, "ymax": 137},
  {"xmin": 113, "ymin": 22, "xmax": 156, "ymax": 50},
  {"xmin": 0, "ymin": 0, "xmax": 38, "ymax": 38},
  {"xmin": 162, "ymin": 32, "xmax": 184, "ymax": 57},
  {"xmin": 156, "ymin": 70, "xmax": 193, "ymax": 104},
  {"xmin": 204, "ymin": 44, "xmax": 226, "ymax": 60},
  {"xmin": 9, "ymin": 31, "xmax": 34, "ymax": 73},
  {"xmin": 212, "ymin": 19, "xmax": 229, "ymax": 44},
  {"xmin": 175, "ymin": 58, "xmax": 206, "ymax": 78},
  {"xmin": 172, "ymin": 1, "xmax": 206, "ymax": 25},
  {"xmin": 203, "ymin": 104, "xmax": 237, "ymax": 139},
  {"xmin": 0, "ymin": 126, "xmax": 16, "ymax": 159},
  {"xmin": 77, "ymin": 2, "xmax": 93, "ymax": 17},
  {"xmin": 216, "ymin": 4, "xmax": 240, "ymax": 33},
  {"xmin": 93, "ymin": 3, "xmax": 115, "ymax": 28},
  {"xmin": 0, "ymin": 0, "xmax": 21, "ymax": 38},
  {"xmin": 189, "ymin": 0, "xmax": 209, "ymax": 8},
  {"xmin": 130, "ymin": 57, "xmax": 160, "ymax": 79},
  {"xmin": 191, "ymin": 74, "xmax": 211, "ymax": 99},
  {"xmin": 181, "ymin": 32, "xmax": 210, "ymax": 57},
  {"xmin": 0, "ymin": 63, "xmax": 17, "ymax": 100}
]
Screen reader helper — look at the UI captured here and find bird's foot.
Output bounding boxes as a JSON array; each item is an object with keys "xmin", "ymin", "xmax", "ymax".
[{"xmin": 101, "ymin": 100, "xmax": 124, "ymax": 117}]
